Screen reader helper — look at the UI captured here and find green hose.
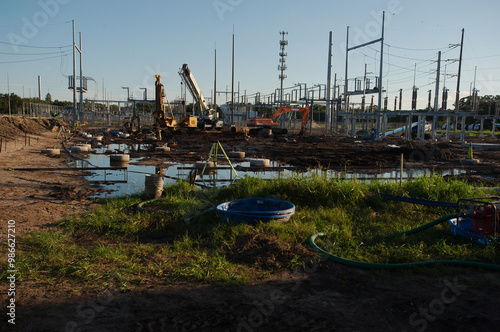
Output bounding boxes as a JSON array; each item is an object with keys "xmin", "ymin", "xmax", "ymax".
[
  {"xmin": 137, "ymin": 199, "xmax": 173, "ymax": 214},
  {"xmin": 309, "ymin": 213, "xmax": 500, "ymax": 271}
]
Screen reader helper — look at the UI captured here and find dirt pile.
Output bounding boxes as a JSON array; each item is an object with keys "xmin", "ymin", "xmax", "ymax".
[{"xmin": 0, "ymin": 116, "xmax": 65, "ymax": 139}]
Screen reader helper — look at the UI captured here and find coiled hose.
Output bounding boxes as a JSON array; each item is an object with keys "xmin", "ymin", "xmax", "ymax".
[{"xmin": 309, "ymin": 213, "xmax": 500, "ymax": 270}]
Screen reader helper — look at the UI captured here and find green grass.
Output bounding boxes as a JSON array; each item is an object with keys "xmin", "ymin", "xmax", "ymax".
[{"xmin": 2, "ymin": 176, "xmax": 499, "ymax": 289}]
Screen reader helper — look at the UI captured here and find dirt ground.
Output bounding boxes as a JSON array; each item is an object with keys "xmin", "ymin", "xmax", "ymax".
[
  {"xmin": 1, "ymin": 117, "xmax": 500, "ymax": 332},
  {"xmin": 0, "ymin": 117, "xmax": 98, "ymax": 239}
]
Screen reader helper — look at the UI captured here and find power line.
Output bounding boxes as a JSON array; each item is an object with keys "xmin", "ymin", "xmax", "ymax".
[
  {"xmin": 0, "ymin": 53, "xmax": 69, "ymax": 64},
  {"xmin": 0, "ymin": 21, "xmax": 69, "ymax": 28},
  {"xmin": 463, "ymin": 54, "xmax": 500, "ymax": 60},
  {"xmin": 0, "ymin": 50, "xmax": 68, "ymax": 56},
  {"xmin": 0, "ymin": 40, "xmax": 72, "ymax": 49},
  {"xmin": 383, "ymin": 43, "xmax": 449, "ymax": 52}
]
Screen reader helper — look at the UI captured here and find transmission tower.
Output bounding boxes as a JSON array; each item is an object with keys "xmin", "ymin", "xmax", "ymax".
[{"xmin": 278, "ymin": 31, "xmax": 288, "ymax": 107}]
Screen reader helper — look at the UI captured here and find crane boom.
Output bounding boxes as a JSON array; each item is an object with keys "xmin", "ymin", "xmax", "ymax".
[{"xmin": 178, "ymin": 64, "xmax": 209, "ymax": 112}]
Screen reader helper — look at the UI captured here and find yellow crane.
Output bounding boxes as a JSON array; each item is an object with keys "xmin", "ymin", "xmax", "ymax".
[{"xmin": 153, "ymin": 74, "xmax": 197, "ymax": 132}]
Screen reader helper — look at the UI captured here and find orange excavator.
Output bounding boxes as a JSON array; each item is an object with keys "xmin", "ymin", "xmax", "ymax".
[{"xmin": 247, "ymin": 104, "xmax": 310, "ymax": 136}]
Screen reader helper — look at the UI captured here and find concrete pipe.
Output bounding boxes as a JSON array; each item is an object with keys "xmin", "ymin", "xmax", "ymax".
[
  {"xmin": 230, "ymin": 126, "xmax": 249, "ymax": 134},
  {"xmin": 71, "ymin": 145, "xmax": 88, "ymax": 153},
  {"xmin": 110, "ymin": 154, "xmax": 130, "ymax": 162},
  {"xmin": 249, "ymin": 158, "xmax": 270, "ymax": 167},
  {"xmin": 228, "ymin": 151, "xmax": 246, "ymax": 159},
  {"xmin": 110, "ymin": 160, "xmax": 129, "ymax": 168},
  {"xmin": 144, "ymin": 174, "xmax": 164, "ymax": 200},
  {"xmin": 76, "ymin": 144, "xmax": 91, "ymax": 151},
  {"xmin": 41, "ymin": 148, "xmax": 60, "ymax": 156},
  {"xmin": 155, "ymin": 146, "xmax": 171, "ymax": 152}
]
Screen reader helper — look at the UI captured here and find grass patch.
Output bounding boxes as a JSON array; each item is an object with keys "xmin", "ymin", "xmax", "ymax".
[{"xmin": 2, "ymin": 175, "xmax": 499, "ymax": 289}]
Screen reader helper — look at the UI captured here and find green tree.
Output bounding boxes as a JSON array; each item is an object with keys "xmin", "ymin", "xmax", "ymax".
[
  {"xmin": 0, "ymin": 93, "xmax": 23, "ymax": 114},
  {"xmin": 45, "ymin": 93, "xmax": 52, "ymax": 103}
]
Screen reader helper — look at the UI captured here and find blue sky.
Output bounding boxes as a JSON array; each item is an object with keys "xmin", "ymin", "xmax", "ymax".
[{"xmin": 1, "ymin": 0, "xmax": 499, "ymax": 109}]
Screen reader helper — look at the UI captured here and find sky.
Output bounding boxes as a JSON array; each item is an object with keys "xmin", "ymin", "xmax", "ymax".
[{"xmin": 1, "ymin": 0, "xmax": 500, "ymax": 110}]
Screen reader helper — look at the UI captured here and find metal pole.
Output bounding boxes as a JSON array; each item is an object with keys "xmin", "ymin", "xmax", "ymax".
[
  {"xmin": 214, "ymin": 45, "xmax": 217, "ymax": 117},
  {"xmin": 333, "ymin": 73, "xmax": 337, "ymax": 133},
  {"xmin": 399, "ymin": 89, "xmax": 402, "ymax": 110},
  {"xmin": 38, "ymin": 75, "xmax": 41, "ymax": 100},
  {"xmin": 231, "ymin": 28, "xmax": 234, "ymax": 124},
  {"xmin": 72, "ymin": 20, "xmax": 77, "ymax": 124},
  {"xmin": 7, "ymin": 73, "xmax": 11, "ymax": 116},
  {"xmin": 79, "ymin": 32, "xmax": 83, "ymax": 122},
  {"xmin": 433, "ymin": 51, "xmax": 441, "ymax": 139},
  {"xmin": 434, "ymin": 51, "xmax": 441, "ymax": 112},
  {"xmin": 376, "ymin": 11, "xmax": 385, "ymax": 139},
  {"xmin": 454, "ymin": 29, "xmax": 464, "ymax": 111},
  {"xmin": 344, "ymin": 27, "xmax": 349, "ymax": 113},
  {"xmin": 326, "ymin": 31, "xmax": 333, "ymax": 133}
]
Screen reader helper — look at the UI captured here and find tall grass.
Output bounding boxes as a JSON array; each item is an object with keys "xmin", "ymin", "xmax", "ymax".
[{"xmin": 2, "ymin": 175, "xmax": 498, "ymax": 288}]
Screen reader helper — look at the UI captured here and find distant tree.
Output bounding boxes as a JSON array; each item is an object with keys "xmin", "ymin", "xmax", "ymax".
[
  {"xmin": 53, "ymin": 99, "xmax": 73, "ymax": 108},
  {"xmin": 458, "ymin": 94, "xmax": 500, "ymax": 115},
  {"xmin": 0, "ymin": 93, "xmax": 23, "ymax": 114},
  {"xmin": 45, "ymin": 93, "xmax": 52, "ymax": 103}
]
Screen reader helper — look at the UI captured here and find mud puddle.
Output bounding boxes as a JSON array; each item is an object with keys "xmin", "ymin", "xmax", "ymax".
[{"xmin": 70, "ymin": 143, "xmax": 468, "ymax": 197}]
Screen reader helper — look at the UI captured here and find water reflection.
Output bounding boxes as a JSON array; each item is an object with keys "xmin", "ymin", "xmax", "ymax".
[{"xmin": 72, "ymin": 143, "xmax": 468, "ymax": 198}]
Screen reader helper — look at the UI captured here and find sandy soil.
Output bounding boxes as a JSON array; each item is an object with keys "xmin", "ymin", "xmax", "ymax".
[
  {"xmin": 1, "ymin": 117, "xmax": 499, "ymax": 332},
  {"xmin": 0, "ymin": 117, "xmax": 97, "ymax": 239}
]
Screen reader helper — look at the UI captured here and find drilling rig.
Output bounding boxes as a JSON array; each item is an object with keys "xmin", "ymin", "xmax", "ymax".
[
  {"xmin": 153, "ymin": 74, "xmax": 197, "ymax": 132},
  {"xmin": 179, "ymin": 64, "xmax": 223, "ymax": 130}
]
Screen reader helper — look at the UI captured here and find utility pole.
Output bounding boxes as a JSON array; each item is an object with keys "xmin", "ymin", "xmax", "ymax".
[
  {"xmin": 433, "ymin": 51, "xmax": 441, "ymax": 139},
  {"xmin": 428, "ymin": 90, "xmax": 432, "ymax": 111},
  {"xmin": 399, "ymin": 89, "xmax": 402, "ymax": 110},
  {"xmin": 38, "ymin": 75, "xmax": 42, "ymax": 100},
  {"xmin": 472, "ymin": 66, "xmax": 479, "ymax": 112},
  {"xmin": 434, "ymin": 51, "xmax": 441, "ymax": 112},
  {"xmin": 326, "ymin": 31, "xmax": 333, "ymax": 132},
  {"xmin": 7, "ymin": 73, "xmax": 11, "ymax": 116},
  {"xmin": 278, "ymin": 31, "xmax": 288, "ymax": 107},
  {"xmin": 442, "ymin": 64, "xmax": 448, "ymax": 110},
  {"xmin": 231, "ymin": 26, "xmax": 235, "ymax": 124},
  {"xmin": 79, "ymin": 32, "xmax": 83, "ymax": 122},
  {"xmin": 455, "ymin": 28, "xmax": 464, "ymax": 111},
  {"xmin": 72, "ymin": 20, "xmax": 77, "ymax": 124},
  {"xmin": 376, "ymin": 11, "xmax": 385, "ymax": 138},
  {"xmin": 214, "ymin": 43, "xmax": 217, "ymax": 115},
  {"xmin": 344, "ymin": 27, "xmax": 349, "ymax": 113},
  {"xmin": 412, "ymin": 63, "xmax": 418, "ymax": 110}
]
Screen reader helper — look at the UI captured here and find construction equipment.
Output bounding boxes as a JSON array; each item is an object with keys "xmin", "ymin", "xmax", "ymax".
[
  {"xmin": 122, "ymin": 115, "xmax": 141, "ymax": 134},
  {"xmin": 154, "ymin": 74, "xmax": 177, "ymax": 129},
  {"xmin": 247, "ymin": 104, "xmax": 310, "ymax": 136},
  {"xmin": 458, "ymin": 197, "xmax": 500, "ymax": 237},
  {"xmin": 179, "ymin": 64, "xmax": 223, "ymax": 130},
  {"xmin": 154, "ymin": 74, "xmax": 197, "ymax": 131}
]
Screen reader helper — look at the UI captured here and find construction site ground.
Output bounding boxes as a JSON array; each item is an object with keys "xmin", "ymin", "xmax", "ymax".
[{"xmin": 1, "ymin": 116, "xmax": 499, "ymax": 331}]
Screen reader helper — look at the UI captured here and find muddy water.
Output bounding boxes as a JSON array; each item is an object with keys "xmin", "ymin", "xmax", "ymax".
[{"xmin": 73, "ymin": 143, "xmax": 468, "ymax": 197}]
